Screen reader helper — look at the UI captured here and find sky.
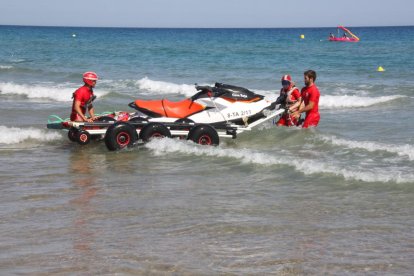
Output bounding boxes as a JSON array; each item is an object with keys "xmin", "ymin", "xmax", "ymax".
[{"xmin": 0, "ymin": 0, "xmax": 413, "ymax": 28}]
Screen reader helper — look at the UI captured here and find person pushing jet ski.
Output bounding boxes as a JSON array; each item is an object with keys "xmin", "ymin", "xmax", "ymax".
[
  {"xmin": 70, "ymin": 72, "xmax": 98, "ymax": 122},
  {"xmin": 292, "ymin": 70, "xmax": 321, "ymax": 128},
  {"xmin": 275, "ymin": 74, "xmax": 303, "ymax": 126}
]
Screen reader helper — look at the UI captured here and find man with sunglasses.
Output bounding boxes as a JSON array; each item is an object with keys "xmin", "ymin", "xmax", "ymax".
[{"xmin": 70, "ymin": 72, "xmax": 98, "ymax": 122}]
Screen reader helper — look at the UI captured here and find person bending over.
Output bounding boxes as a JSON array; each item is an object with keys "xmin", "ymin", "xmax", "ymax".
[{"xmin": 70, "ymin": 72, "xmax": 98, "ymax": 122}]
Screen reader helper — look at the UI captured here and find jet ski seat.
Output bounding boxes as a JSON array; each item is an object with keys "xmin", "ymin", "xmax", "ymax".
[
  {"xmin": 134, "ymin": 98, "xmax": 204, "ymax": 118},
  {"xmin": 162, "ymin": 99, "xmax": 204, "ymax": 118}
]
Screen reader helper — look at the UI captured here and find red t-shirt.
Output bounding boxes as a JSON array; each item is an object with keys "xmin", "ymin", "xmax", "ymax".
[
  {"xmin": 301, "ymin": 84, "xmax": 320, "ymax": 115},
  {"xmin": 70, "ymin": 86, "xmax": 93, "ymax": 121}
]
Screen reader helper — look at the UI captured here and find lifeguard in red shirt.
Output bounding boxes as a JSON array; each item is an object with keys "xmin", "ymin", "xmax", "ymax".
[
  {"xmin": 292, "ymin": 70, "xmax": 320, "ymax": 128},
  {"xmin": 70, "ymin": 72, "xmax": 98, "ymax": 122},
  {"xmin": 276, "ymin": 75, "xmax": 304, "ymax": 126}
]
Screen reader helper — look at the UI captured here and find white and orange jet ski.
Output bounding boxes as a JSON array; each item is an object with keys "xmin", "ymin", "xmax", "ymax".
[
  {"xmin": 48, "ymin": 83, "xmax": 285, "ymax": 150},
  {"xmin": 129, "ymin": 82, "xmax": 280, "ymax": 126}
]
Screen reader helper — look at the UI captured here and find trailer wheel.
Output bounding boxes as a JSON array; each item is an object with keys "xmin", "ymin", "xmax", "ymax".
[
  {"xmin": 139, "ymin": 123, "xmax": 171, "ymax": 142},
  {"xmin": 188, "ymin": 125, "xmax": 219, "ymax": 146},
  {"xmin": 68, "ymin": 128, "xmax": 78, "ymax": 142},
  {"xmin": 76, "ymin": 130, "xmax": 91, "ymax": 145},
  {"xmin": 105, "ymin": 122, "xmax": 138, "ymax": 151}
]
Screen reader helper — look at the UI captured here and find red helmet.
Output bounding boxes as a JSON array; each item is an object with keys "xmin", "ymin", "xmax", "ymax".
[
  {"xmin": 281, "ymin": 74, "xmax": 292, "ymax": 87},
  {"xmin": 83, "ymin": 71, "xmax": 98, "ymax": 86},
  {"xmin": 281, "ymin": 74, "xmax": 292, "ymax": 82}
]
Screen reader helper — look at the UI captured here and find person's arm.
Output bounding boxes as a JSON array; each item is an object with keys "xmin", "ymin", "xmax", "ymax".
[
  {"xmin": 299, "ymin": 101, "xmax": 314, "ymax": 113},
  {"xmin": 288, "ymin": 91, "xmax": 302, "ymax": 112},
  {"xmin": 88, "ymin": 105, "xmax": 96, "ymax": 121},
  {"xmin": 74, "ymin": 100, "xmax": 93, "ymax": 122},
  {"xmin": 288, "ymin": 98, "xmax": 302, "ymax": 112},
  {"xmin": 275, "ymin": 91, "xmax": 286, "ymax": 105},
  {"xmin": 292, "ymin": 101, "xmax": 314, "ymax": 118}
]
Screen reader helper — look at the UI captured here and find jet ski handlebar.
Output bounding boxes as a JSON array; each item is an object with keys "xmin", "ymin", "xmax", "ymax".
[
  {"xmin": 128, "ymin": 102, "xmax": 138, "ymax": 110},
  {"xmin": 192, "ymin": 85, "xmax": 213, "ymax": 101},
  {"xmin": 195, "ymin": 85, "xmax": 213, "ymax": 92},
  {"xmin": 193, "ymin": 85, "xmax": 228, "ymax": 101}
]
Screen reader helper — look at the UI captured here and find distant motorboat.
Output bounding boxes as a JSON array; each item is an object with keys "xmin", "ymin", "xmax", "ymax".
[{"xmin": 329, "ymin": 26, "xmax": 360, "ymax": 42}]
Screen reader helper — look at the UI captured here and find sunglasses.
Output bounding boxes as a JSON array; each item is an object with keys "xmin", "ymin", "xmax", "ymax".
[{"xmin": 282, "ymin": 80, "xmax": 290, "ymax": 86}]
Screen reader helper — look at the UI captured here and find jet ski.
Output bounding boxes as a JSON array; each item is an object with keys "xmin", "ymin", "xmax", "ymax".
[
  {"xmin": 47, "ymin": 83, "xmax": 285, "ymax": 150},
  {"xmin": 129, "ymin": 82, "xmax": 279, "ymax": 127}
]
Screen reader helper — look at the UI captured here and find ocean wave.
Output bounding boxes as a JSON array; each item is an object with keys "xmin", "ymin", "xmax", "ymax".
[
  {"xmin": 134, "ymin": 77, "xmax": 278, "ymax": 99},
  {"xmin": 144, "ymin": 138, "xmax": 414, "ymax": 183},
  {"xmin": 0, "ymin": 65, "xmax": 13, "ymax": 70},
  {"xmin": 320, "ymin": 95, "xmax": 404, "ymax": 108},
  {"xmin": 9, "ymin": 58, "xmax": 30, "ymax": 64},
  {"xmin": 0, "ymin": 126, "xmax": 62, "ymax": 145},
  {"xmin": 320, "ymin": 135, "xmax": 414, "ymax": 161},
  {"xmin": 136, "ymin": 77, "xmax": 197, "ymax": 97},
  {"xmin": 130, "ymin": 77, "xmax": 403, "ymax": 109},
  {"xmin": 0, "ymin": 82, "xmax": 109, "ymax": 102}
]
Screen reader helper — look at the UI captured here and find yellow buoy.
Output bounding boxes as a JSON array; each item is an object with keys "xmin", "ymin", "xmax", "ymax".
[
  {"xmin": 377, "ymin": 66, "xmax": 385, "ymax": 72},
  {"xmin": 300, "ymin": 34, "xmax": 305, "ymax": 39}
]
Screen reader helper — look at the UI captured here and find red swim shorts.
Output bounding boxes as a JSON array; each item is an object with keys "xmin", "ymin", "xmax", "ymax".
[{"xmin": 302, "ymin": 112, "xmax": 320, "ymax": 128}]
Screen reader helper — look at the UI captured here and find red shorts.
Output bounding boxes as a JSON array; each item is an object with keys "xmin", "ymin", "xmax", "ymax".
[
  {"xmin": 302, "ymin": 112, "xmax": 320, "ymax": 128},
  {"xmin": 277, "ymin": 114, "xmax": 299, "ymax": 126},
  {"xmin": 70, "ymin": 112, "xmax": 84, "ymax": 122}
]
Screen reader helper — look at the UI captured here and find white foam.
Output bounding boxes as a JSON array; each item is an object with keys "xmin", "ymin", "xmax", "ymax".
[
  {"xmin": 0, "ymin": 82, "xmax": 109, "ymax": 102},
  {"xmin": 251, "ymin": 91, "xmax": 403, "ymax": 110},
  {"xmin": 320, "ymin": 95, "xmax": 404, "ymax": 108},
  {"xmin": 144, "ymin": 138, "xmax": 414, "ymax": 183},
  {"xmin": 0, "ymin": 126, "xmax": 62, "ymax": 144},
  {"xmin": 136, "ymin": 77, "xmax": 277, "ymax": 99},
  {"xmin": 254, "ymin": 89, "xmax": 279, "ymax": 101},
  {"xmin": 320, "ymin": 135, "xmax": 414, "ymax": 161},
  {"xmin": 133, "ymin": 78, "xmax": 403, "ymax": 109},
  {"xmin": 10, "ymin": 58, "xmax": 27, "ymax": 63},
  {"xmin": 0, "ymin": 65, "xmax": 13, "ymax": 70},
  {"xmin": 136, "ymin": 77, "xmax": 197, "ymax": 97}
]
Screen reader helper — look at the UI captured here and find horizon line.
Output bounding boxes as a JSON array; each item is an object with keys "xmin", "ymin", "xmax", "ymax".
[{"xmin": 1, "ymin": 23, "xmax": 413, "ymax": 29}]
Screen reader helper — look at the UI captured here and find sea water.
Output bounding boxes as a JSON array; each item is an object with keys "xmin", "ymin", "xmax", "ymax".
[{"xmin": 0, "ymin": 25, "xmax": 414, "ymax": 275}]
